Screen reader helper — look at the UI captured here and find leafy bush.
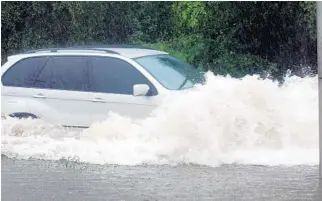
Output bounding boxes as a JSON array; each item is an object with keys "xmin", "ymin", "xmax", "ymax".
[{"xmin": 1, "ymin": 1, "xmax": 317, "ymax": 78}]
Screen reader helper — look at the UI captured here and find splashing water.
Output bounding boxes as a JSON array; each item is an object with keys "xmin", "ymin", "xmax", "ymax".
[{"xmin": 1, "ymin": 72, "xmax": 318, "ymax": 166}]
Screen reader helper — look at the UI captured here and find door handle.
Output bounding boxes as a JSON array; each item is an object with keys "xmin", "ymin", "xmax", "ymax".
[
  {"xmin": 91, "ymin": 97, "xmax": 105, "ymax": 103},
  {"xmin": 33, "ymin": 93, "xmax": 47, "ymax": 99}
]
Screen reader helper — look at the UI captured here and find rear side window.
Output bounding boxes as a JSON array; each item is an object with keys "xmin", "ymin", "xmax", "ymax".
[
  {"xmin": 2, "ymin": 57, "xmax": 48, "ymax": 87},
  {"xmin": 89, "ymin": 57, "xmax": 157, "ymax": 96},
  {"xmin": 36, "ymin": 56, "xmax": 90, "ymax": 91}
]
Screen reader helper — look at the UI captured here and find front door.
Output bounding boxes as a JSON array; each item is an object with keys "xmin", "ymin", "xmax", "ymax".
[{"xmin": 85, "ymin": 56, "xmax": 159, "ymax": 124}]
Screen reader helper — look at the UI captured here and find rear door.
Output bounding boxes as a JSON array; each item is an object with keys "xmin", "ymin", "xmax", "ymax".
[
  {"xmin": 30, "ymin": 56, "xmax": 94, "ymax": 127},
  {"xmin": 85, "ymin": 56, "xmax": 159, "ymax": 123}
]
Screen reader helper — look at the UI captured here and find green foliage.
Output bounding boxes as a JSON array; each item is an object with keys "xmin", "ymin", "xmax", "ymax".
[
  {"xmin": 172, "ymin": 1, "xmax": 206, "ymax": 35},
  {"xmin": 1, "ymin": 1, "xmax": 318, "ymax": 79},
  {"xmin": 212, "ymin": 52, "xmax": 278, "ymax": 78},
  {"xmin": 300, "ymin": 1, "xmax": 316, "ymax": 40}
]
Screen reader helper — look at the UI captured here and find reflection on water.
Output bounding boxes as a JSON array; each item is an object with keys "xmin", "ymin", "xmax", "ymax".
[{"xmin": 2, "ymin": 157, "xmax": 321, "ymax": 201}]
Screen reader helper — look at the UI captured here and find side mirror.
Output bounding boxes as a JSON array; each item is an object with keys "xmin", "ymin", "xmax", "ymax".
[{"xmin": 133, "ymin": 84, "xmax": 150, "ymax": 96}]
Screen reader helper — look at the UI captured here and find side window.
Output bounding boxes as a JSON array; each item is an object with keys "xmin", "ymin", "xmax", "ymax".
[
  {"xmin": 89, "ymin": 56, "xmax": 157, "ymax": 96},
  {"xmin": 36, "ymin": 56, "xmax": 90, "ymax": 91},
  {"xmin": 2, "ymin": 57, "xmax": 48, "ymax": 87}
]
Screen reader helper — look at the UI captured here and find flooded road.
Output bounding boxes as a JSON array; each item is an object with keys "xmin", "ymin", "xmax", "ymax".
[
  {"xmin": 2, "ymin": 156, "xmax": 322, "ymax": 201},
  {"xmin": 1, "ymin": 74, "xmax": 320, "ymax": 200}
]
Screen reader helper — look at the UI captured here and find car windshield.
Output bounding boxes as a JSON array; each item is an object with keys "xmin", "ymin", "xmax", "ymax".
[{"xmin": 135, "ymin": 54, "xmax": 205, "ymax": 90}]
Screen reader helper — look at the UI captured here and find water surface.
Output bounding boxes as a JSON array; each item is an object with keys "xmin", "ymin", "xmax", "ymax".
[{"xmin": 2, "ymin": 157, "xmax": 322, "ymax": 201}]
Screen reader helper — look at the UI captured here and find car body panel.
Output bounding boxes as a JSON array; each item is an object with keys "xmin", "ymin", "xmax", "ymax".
[{"xmin": 1, "ymin": 51, "xmax": 169, "ymax": 127}]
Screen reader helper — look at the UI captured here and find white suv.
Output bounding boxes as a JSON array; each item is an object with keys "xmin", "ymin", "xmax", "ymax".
[{"xmin": 1, "ymin": 46, "xmax": 204, "ymax": 127}]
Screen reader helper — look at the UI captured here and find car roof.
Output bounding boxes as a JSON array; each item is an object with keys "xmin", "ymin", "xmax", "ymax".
[
  {"xmin": 18, "ymin": 45, "xmax": 168, "ymax": 59},
  {"xmin": 102, "ymin": 48, "xmax": 167, "ymax": 58}
]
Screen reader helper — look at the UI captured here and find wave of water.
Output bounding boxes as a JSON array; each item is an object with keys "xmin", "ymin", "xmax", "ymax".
[{"xmin": 1, "ymin": 72, "xmax": 318, "ymax": 166}]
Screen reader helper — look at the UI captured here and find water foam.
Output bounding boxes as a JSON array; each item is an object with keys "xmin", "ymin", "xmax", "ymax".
[{"xmin": 1, "ymin": 73, "xmax": 318, "ymax": 166}]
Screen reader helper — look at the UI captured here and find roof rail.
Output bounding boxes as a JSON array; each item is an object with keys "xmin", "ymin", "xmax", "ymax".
[
  {"xmin": 70, "ymin": 44, "xmax": 156, "ymax": 50},
  {"xmin": 23, "ymin": 47, "xmax": 120, "ymax": 54}
]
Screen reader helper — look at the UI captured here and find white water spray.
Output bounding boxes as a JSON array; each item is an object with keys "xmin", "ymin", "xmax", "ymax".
[{"xmin": 1, "ymin": 72, "xmax": 318, "ymax": 166}]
